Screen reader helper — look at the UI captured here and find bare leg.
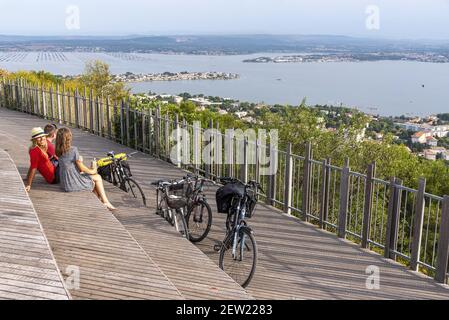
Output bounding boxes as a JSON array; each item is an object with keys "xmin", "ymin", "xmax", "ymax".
[{"xmin": 91, "ymin": 174, "xmax": 116, "ymax": 210}]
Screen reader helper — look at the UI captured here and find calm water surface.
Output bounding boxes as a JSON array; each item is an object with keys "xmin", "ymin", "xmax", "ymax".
[{"xmin": 1, "ymin": 51, "xmax": 448, "ymax": 116}]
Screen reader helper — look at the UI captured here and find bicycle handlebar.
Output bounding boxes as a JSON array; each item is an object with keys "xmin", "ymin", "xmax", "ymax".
[{"xmin": 217, "ymin": 177, "xmax": 265, "ymax": 194}]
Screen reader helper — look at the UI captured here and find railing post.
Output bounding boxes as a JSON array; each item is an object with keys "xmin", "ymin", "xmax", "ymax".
[
  {"xmin": 319, "ymin": 158, "xmax": 329, "ymax": 228},
  {"xmin": 182, "ymin": 118, "xmax": 188, "ymax": 169},
  {"xmin": 216, "ymin": 122, "xmax": 221, "ymax": 178},
  {"xmin": 50, "ymin": 86, "xmax": 55, "ymax": 120},
  {"xmin": 98, "ymin": 96, "xmax": 103, "ymax": 137},
  {"xmin": 134, "ymin": 109, "xmax": 138, "ymax": 150},
  {"xmin": 302, "ymin": 142, "xmax": 312, "ymax": 221},
  {"xmin": 142, "ymin": 109, "xmax": 147, "ymax": 152},
  {"xmin": 410, "ymin": 178, "xmax": 427, "ymax": 271},
  {"xmin": 240, "ymin": 136, "xmax": 248, "ymax": 183},
  {"xmin": 193, "ymin": 120, "xmax": 200, "ymax": 175},
  {"xmin": 83, "ymin": 88, "xmax": 88, "ymax": 129},
  {"xmin": 384, "ymin": 178, "xmax": 402, "ymax": 259},
  {"xmin": 74, "ymin": 88, "xmax": 80, "ymax": 128},
  {"xmin": 163, "ymin": 113, "xmax": 169, "ymax": 160},
  {"xmin": 106, "ymin": 97, "xmax": 111, "ymax": 139},
  {"xmin": 266, "ymin": 143, "xmax": 276, "ymax": 206},
  {"xmin": 255, "ymin": 138, "xmax": 260, "ymax": 183},
  {"xmin": 205, "ymin": 120, "xmax": 213, "ymax": 179},
  {"xmin": 56, "ymin": 84, "xmax": 62, "ymax": 123},
  {"xmin": 42, "ymin": 85, "xmax": 47, "ymax": 119},
  {"xmin": 435, "ymin": 196, "xmax": 449, "ymax": 283},
  {"xmin": 155, "ymin": 106, "xmax": 161, "ymax": 158},
  {"xmin": 119, "ymin": 99, "xmax": 125, "ymax": 145},
  {"xmin": 174, "ymin": 113, "xmax": 181, "ymax": 167},
  {"xmin": 338, "ymin": 158, "xmax": 350, "ymax": 238},
  {"xmin": 88, "ymin": 89, "xmax": 93, "ymax": 132},
  {"xmin": 148, "ymin": 109, "xmax": 153, "ymax": 155},
  {"xmin": 225, "ymin": 129, "xmax": 234, "ymax": 177},
  {"xmin": 126, "ymin": 100, "xmax": 131, "ymax": 147},
  {"xmin": 283, "ymin": 143, "xmax": 293, "ymax": 215},
  {"xmin": 67, "ymin": 87, "xmax": 72, "ymax": 125},
  {"xmin": 61, "ymin": 85, "xmax": 66, "ymax": 123},
  {"xmin": 361, "ymin": 162, "xmax": 376, "ymax": 248}
]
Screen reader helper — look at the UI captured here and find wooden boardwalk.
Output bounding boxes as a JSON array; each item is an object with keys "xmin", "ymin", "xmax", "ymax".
[
  {"xmin": 2, "ymin": 107, "xmax": 449, "ymax": 299},
  {"xmin": 0, "ymin": 149, "xmax": 69, "ymax": 300},
  {"xmin": 0, "ymin": 108, "xmax": 251, "ymax": 300}
]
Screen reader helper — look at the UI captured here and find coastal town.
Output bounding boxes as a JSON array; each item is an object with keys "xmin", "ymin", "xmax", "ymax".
[
  {"xmin": 112, "ymin": 71, "xmax": 239, "ymax": 82},
  {"xmin": 243, "ymin": 52, "xmax": 449, "ymax": 64},
  {"xmin": 134, "ymin": 91, "xmax": 449, "ymax": 163}
]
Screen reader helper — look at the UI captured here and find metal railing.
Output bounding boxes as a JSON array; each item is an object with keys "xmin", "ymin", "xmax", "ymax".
[{"xmin": 2, "ymin": 78, "xmax": 449, "ymax": 284}]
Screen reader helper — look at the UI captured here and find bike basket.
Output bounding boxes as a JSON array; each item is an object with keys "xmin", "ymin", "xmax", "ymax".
[
  {"xmin": 168, "ymin": 182, "xmax": 191, "ymax": 197},
  {"xmin": 98, "ymin": 165, "xmax": 113, "ymax": 183},
  {"xmin": 97, "ymin": 153, "xmax": 127, "ymax": 167},
  {"xmin": 166, "ymin": 195, "xmax": 187, "ymax": 209},
  {"xmin": 121, "ymin": 160, "xmax": 132, "ymax": 177},
  {"xmin": 215, "ymin": 182, "xmax": 245, "ymax": 214}
]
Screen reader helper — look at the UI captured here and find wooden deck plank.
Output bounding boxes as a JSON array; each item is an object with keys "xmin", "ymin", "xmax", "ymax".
[
  {"xmin": 0, "ymin": 125, "xmax": 183, "ymax": 300},
  {"xmin": 0, "ymin": 148, "xmax": 69, "ymax": 300},
  {"xmin": 2, "ymin": 107, "xmax": 449, "ymax": 300}
]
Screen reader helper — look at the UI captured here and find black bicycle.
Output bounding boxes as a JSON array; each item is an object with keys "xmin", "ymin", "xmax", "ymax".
[
  {"xmin": 181, "ymin": 174, "xmax": 214, "ymax": 243},
  {"xmin": 152, "ymin": 179, "xmax": 190, "ymax": 240},
  {"xmin": 97, "ymin": 151, "xmax": 147, "ymax": 206},
  {"xmin": 215, "ymin": 177, "xmax": 262, "ymax": 288}
]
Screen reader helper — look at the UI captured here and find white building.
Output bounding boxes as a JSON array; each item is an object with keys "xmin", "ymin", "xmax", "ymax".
[
  {"xmin": 397, "ymin": 122, "xmax": 449, "ymax": 137},
  {"xmin": 426, "ymin": 136, "xmax": 438, "ymax": 147},
  {"xmin": 235, "ymin": 111, "xmax": 248, "ymax": 118},
  {"xmin": 423, "ymin": 147, "xmax": 447, "ymax": 161},
  {"xmin": 411, "ymin": 131, "xmax": 432, "ymax": 144}
]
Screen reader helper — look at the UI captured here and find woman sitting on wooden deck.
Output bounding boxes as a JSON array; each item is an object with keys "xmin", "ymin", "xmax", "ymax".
[
  {"xmin": 25, "ymin": 127, "xmax": 59, "ymax": 192},
  {"xmin": 55, "ymin": 127, "xmax": 116, "ymax": 211}
]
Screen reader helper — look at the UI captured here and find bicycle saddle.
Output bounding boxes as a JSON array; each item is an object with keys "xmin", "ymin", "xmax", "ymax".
[{"xmin": 151, "ymin": 180, "xmax": 172, "ymax": 186}]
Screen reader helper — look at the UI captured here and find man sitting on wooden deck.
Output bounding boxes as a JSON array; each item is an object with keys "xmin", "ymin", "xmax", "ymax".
[{"xmin": 25, "ymin": 127, "xmax": 59, "ymax": 192}]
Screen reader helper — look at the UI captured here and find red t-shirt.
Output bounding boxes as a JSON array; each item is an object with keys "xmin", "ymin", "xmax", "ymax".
[
  {"xmin": 46, "ymin": 139, "xmax": 57, "ymax": 160},
  {"xmin": 29, "ymin": 147, "xmax": 55, "ymax": 184}
]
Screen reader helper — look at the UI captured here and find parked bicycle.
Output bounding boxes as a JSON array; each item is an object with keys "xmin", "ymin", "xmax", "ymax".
[
  {"xmin": 97, "ymin": 151, "xmax": 147, "ymax": 206},
  {"xmin": 214, "ymin": 177, "xmax": 262, "ymax": 288},
  {"xmin": 181, "ymin": 174, "xmax": 214, "ymax": 243},
  {"xmin": 152, "ymin": 179, "xmax": 190, "ymax": 240},
  {"xmin": 152, "ymin": 174, "xmax": 214, "ymax": 242}
]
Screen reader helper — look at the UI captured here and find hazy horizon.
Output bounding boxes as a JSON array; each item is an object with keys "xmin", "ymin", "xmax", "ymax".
[{"xmin": 1, "ymin": 0, "xmax": 449, "ymax": 40}]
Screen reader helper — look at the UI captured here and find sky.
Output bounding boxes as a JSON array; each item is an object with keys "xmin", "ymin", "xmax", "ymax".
[{"xmin": 1, "ymin": 0, "xmax": 449, "ymax": 39}]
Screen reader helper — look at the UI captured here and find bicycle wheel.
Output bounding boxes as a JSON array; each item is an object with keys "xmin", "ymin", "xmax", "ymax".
[
  {"xmin": 219, "ymin": 228, "xmax": 257, "ymax": 288},
  {"xmin": 174, "ymin": 209, "xmax": 190, "ymax": 241},
  {"xmin": 186, "ymin": 200, "xmax": 212, "ymax": 243},
  {"xmin": 123, "ymin": 178, "xmax": 147, "ymax": 206}
]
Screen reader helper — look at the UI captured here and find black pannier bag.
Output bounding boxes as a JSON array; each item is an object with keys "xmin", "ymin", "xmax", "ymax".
[
  {"xmin": 98, "ymin": 165, "xmax": 113, "ymax": 183},
  {"xmin": 216, "ymin": 182, "xmax": 245, "ymax": 214},
  {"xmin": 121, "ymin": 160, "xmax": 132, "ymax": 177},
  {"xmin": 245, "ymin": 187, "xmax": 258, "ymax": 218}
]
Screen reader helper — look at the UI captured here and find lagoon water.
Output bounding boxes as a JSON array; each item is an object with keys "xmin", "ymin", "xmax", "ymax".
[{"xmin": 1, "ymin": 51, "xmax": 449, "ymax": 116}]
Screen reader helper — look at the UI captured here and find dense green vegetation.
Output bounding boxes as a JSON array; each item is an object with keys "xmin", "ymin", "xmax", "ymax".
[{"xmin": 3, "ymin": 61, "xmax": 449, "ymax": 197}]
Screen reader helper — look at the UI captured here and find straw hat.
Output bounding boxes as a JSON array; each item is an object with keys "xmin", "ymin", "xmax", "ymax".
[{"xmin": 30, "ymin": 127, "xmax": 48, "ymax": 140}]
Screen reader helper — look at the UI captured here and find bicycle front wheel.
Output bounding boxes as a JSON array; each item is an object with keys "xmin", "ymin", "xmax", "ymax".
[
  {"xmin": 219, "ymin": 228, "xmax": 257, "ymax": 288},
  {"xmin": 186, "ymin": 200, "xmax": 212, "ymax": 243},
  {"xmin": 123, "ymin": 178, "xmax": 147, "ymax": 206}
]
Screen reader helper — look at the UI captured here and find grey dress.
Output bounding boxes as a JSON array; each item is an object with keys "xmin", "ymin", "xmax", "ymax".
[{"xmin": 59, "ymin": 147, "xmax": 94, "ymax": 192}]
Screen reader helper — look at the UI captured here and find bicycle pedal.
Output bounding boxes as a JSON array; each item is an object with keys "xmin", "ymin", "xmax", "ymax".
[{"xmin": 213, "ymin": 243, "xmax": 222, "ymax": 252}]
